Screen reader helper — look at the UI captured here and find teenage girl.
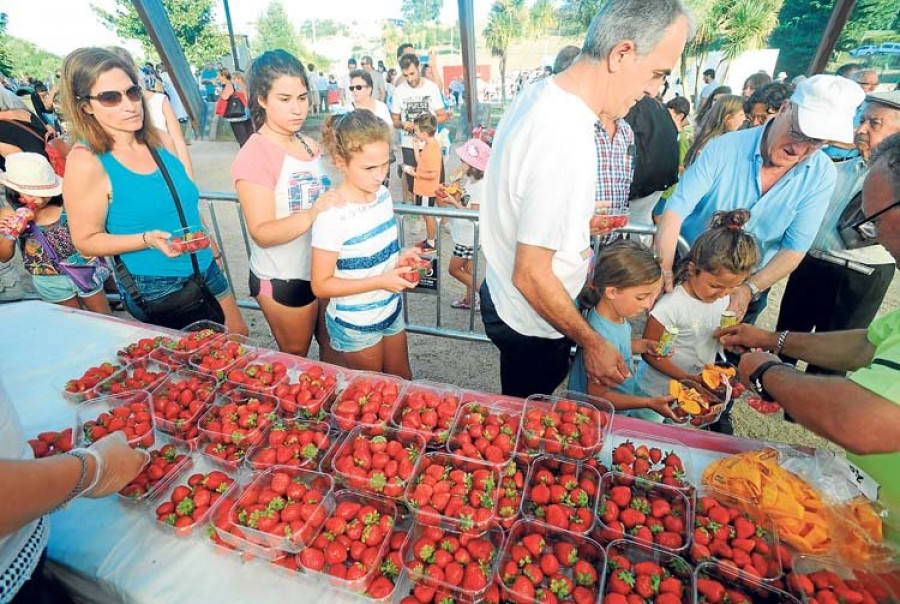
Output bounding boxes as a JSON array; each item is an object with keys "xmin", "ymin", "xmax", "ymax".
[
  {"xmin": 568, "ymin": 240, "xmax": 680, "ymax": 422},
  {"xmin": 310, "ymin": 110, "xmax": 420, "ymax": 378},
  {"xmin": 636, "ymin": 210, "xmax": 759, "ymax": 426}
]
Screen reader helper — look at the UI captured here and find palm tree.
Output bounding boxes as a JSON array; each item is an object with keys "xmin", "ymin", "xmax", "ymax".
[{"xmin": 483, "ymin": 0, "xmax": 526, "ymax": 104}]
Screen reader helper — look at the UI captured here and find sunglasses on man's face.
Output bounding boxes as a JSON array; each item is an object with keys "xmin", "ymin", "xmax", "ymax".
[
  {"xmin": 848, "ymin": 198, "xmax": 900, "ymax": 242},
  {"xmin": 348, "ymin": 85, "xmax": 369, "ymax": 91},
  {"xmin": 80, "ymin": 84, "xmax": 143, "ymax": 107}
]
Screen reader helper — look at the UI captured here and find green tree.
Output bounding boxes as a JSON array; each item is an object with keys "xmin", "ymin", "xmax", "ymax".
[
  {"xmin": 5, "ymin": 36, "xmax": 63, "ymax": 80},
  {"xmin": 529, "ymin": 0, "xmax": 559, "ymax": 36},
  {"xmin": 253, "ymin": 1, "xmax": 301, "ymax": 57},
  {"xmin": 401, "ymin": 0, "xmax": 443, "ymax": 25},
  {"xmin": 0, "ymin": 13, "xmax": 13, "ymax": 77},
  {"xmin": 557, "ymin": 0, "xmax": 601, "ymax": 36},
  {"xmin": 770, "ymin": 0, "xmax": 900, "ymax": 77},
  {"xmin": 484, "ymin": 0, "xmax": 527, "ymax": 104},
  {"xmin": 298, "ymin": 19, "xmax": 349, "ymax": 40}
]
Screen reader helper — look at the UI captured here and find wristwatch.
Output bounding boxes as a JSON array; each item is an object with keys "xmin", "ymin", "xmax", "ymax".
[
  {"xmin": 745, "ymin": 281, "xmax": 760, "ymax": 299},
  {"xmin": 749, "ymin": 360, "xmax": 784, "ymax": 402}
]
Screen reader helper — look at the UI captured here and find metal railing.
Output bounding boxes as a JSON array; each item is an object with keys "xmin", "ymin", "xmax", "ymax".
[{"xmin": 199, "ymin": 192, "xmax": 690, "ymax": 344}]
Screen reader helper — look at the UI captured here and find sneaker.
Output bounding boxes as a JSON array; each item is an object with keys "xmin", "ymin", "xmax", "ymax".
[
  {"xmin": 416, "ymin": 239, "xmax": 436, "ymax": 254},
  {"xmin": 450, "ymin": 299, "xmax": 471, "ymax": 309}
]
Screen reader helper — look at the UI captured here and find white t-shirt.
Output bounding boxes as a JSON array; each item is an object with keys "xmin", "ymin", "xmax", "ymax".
[
  {"xmin": 311, "ymin": 186, "xmax": 402, "ymax": 330},
  {"xmin": 634, "ymin": 285, "xmax": 729, "ymax": 397},
  {"xmin": 146, "ymin": 92, "xmax": 167, "ymax": 132},
  {"xmin": 451, "ymin": 176, "xmax": 484, "ymax": 248},
  {"xmin": 231, "ymin": 133, "xmax": 332, "ymax": 281},
  {"xmin": 354, "ymin": 100, "xmax": 394, "ymax": 136},
  {"xmin": 481, "ymin": 78, "xmax": 597, "ymax": 339},
  {"xmin": 389, "ymin": 78, "xmax": 444, "ymax": 148}
]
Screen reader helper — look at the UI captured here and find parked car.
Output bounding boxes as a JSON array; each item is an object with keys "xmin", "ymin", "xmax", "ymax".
[
  {"xmin": 850, "ymin": 45, "xmax": 879, "ymax": 57},
  {"xmin": 878, "ymin": 42, "xmax": 900, "ymax": 55}
]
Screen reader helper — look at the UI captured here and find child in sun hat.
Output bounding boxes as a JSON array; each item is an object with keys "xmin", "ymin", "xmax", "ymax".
[
  {"xmin": 438, "ymin": 137, "xmax": 490, "ymax": 310},
  {"xmin": 0, "ymin": 152, "xmax": 111, "ymax": 313}
]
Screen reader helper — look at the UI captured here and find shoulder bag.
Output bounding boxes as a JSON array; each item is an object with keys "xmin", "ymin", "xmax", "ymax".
[
  {"xmin": 113, "ymin": 146, "xmax": 225, "ymax": 329},
  {"xmin": 25, "ymin": 222, "xmax": 110, "ymax": 293},
  {"xmin": 3, "ymin": 119, "xmax": 69, "ymax": 176}
]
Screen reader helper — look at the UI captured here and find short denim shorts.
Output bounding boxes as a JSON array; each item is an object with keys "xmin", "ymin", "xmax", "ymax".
[
  {"xmin": 32, "ymin": 273, "xmax": 104, "ymax": 303},
  {"xmin": 325, "ymin": 305, "xmax": 406, "ymax": 353},
  {"xmin": 119, "ymin": 261, "xmax": 231, "ymax": 322}
]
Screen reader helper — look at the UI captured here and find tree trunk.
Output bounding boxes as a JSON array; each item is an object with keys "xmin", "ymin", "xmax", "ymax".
[{"xmin": 500, "ymin": 52, "xmax": 507, "ymax": 105}]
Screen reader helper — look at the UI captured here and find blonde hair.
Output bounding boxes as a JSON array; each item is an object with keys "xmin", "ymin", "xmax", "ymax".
[
  {"xmin": 321, "ymin": 110, "xmax": 391, "ymax": 164},
  {"xmin": 685, "ymin": 95, "xmax": 744, "ymax": 168},
  {"xmin": 60, "ymin": 47, "xmax": 160, "ymax": 155}
]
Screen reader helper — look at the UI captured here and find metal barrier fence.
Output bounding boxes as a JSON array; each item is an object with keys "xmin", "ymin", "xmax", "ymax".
[{"xmin": 199, "ymin": 192, "xmax": 690, "ymax": 344}]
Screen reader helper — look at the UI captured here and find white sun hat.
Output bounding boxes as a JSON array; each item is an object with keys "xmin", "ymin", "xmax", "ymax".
[{"xmin": 0, "ymin": 152, "xmax": 63, "ymax": 197}]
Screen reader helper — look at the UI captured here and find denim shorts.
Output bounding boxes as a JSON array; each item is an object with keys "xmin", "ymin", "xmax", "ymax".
[
  {"xmin": 31, "ymin": 274, "xmax": 104, "ymax": 303},
  {"xmin": 326, "ymin": 306, "xmax": 406, "ymax": 353},
  {"xmin": 119, "ymin": 261, "xmax": 231, "ymax": 322}
]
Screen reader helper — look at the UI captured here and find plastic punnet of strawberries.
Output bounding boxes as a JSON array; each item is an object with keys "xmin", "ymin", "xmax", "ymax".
[
  {"xmin": 155, "ymin": 470, "xmax": 235, "ymax": 535},
  {"xmin": 332, "ymin": 425, "xmax": 424, "ymax": 499},
  {"xmin": 447, "ymin": 402, "xmax": 520, "ymax": 466},
  {"xmin": 392, "ymin": 383, "xmax": 462, "ymax": 446},
  {"xmin": 518, "ymin": 393, "xmax": 611, "ymax": 462},
  {"xmin": 246, "ymin": 418, "xmax": 333, "ymax": 471},
  {"xmin": 610, "ymin": 439, "xmax": 690, "ymax": 489},
  {"xmin": 274, "ymin": 362, "xmax": 339, "ymax": 421},
  {"xmin": 522, "ymin": 455, "xmax": 601, "ymax": 535},
  {"xmin": 603, "ymin": 539, "xmax": 694, "ymax": 604},
  {"xmin": 331, "ymin": 374, "xmax": 404, "ymax": 431}
]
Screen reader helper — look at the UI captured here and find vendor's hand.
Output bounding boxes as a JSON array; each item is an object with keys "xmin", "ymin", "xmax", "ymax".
[
  {"xmin": 647, "ymin": 395, "xmax": 682, "ymax": 422},
  {"xmin": 589, "ymin": 200, "xmax": 615, "ymax": 236},
  {"xmin": 381, "ymin": 267, "xmax": 418, "ymax": 293},
  {"xmin": 584, "ymin": 336, "xmax": 629, "ymax": 388},
  {"xmin": 728, "ymin": 285, "xmax": 753, "ymax": 321},
  {"xmin": 83, "ymin": 432, "xmax": 149, "ymax": 498},
  {"xmin": 737, "ymin": 351, "xmax": 782, "ymax": 392},
  {"xmin": 714, "ymin": 324, "xmax": 777, "ymax": 354},
  {"xmin": 144, "ymin": 230, "xmax": 179, "ymax": 258},
  {"xmin": 313, "ymin": 190, "xmax": 346, "ymax": 216}
]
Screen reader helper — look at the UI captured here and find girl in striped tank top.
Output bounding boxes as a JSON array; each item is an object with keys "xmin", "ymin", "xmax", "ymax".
[{"xmin": 311, "ymin": 110, "xmax": 422, "ymax": 378}]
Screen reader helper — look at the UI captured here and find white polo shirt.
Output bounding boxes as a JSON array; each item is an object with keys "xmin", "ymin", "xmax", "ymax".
[{"xmin": 481, "ymin": 78, "xmax": 598, "ymax": 339}]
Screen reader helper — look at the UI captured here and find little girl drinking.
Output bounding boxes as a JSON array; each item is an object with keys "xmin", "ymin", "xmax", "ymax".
[
  {"xmin": 568, "ymin": 240, "xmax": 679, "ymax": 422},
  {"xmin": 311, "ymin": 110, "xmax": 421, "ymax": 378}
]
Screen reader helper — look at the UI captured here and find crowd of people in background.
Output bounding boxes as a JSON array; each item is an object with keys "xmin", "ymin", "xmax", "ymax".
[{"xmin": 2, "ymin": 2, "xmax": 900, "ymax": 599}]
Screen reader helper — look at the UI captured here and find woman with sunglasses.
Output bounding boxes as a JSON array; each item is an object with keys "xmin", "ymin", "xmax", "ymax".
[
  {"xmin": 59, "ymin": 47, "xmax": 248, "ymax": 334},
  {"xmin": 231, "ymin": 50, "xmax": 342, "ymax": 359}
]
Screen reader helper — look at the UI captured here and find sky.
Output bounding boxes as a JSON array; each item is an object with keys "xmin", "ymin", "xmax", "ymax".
[{"xmin": 1, "ymin": 0, "xmax": 493, "ymax": 59}]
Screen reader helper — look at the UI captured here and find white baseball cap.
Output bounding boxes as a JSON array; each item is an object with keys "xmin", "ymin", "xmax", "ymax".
[{"xmin": 790, "ymin": 74, "xmax": 866, "ymax": 144}]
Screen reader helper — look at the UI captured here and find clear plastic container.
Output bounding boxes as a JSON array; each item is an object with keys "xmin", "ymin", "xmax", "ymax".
[
  {"xmin": 402, "ymin": 521, "xmax": 504, "ymax": 602},
  {"xmin": 188, "ymin": 334, "xmax": 258, "ymax": 381},
  {"xmin": 244, "ymin": 418, "xmax": 335, "ymax": 472},
  {"xmin": 327, "ymin": 372, "xmax": 406, "ymax": 432},
  {"xmin": 787, "ymin": 555, "xmax": 899, "ymax": 604},
  {"xmin": 117, "ymin": 432, "xmax": 193, "ymax": 504},
  {"xmin": 499, "ymin": 519, "xmax": 606, "ymax": 604},
  {"xmin": 226, "ymin": 465, "xmax": 333, "ymax": 553},
  {"xmin": 695, "ymin": 561, "xmax": 802, "ymax": 603},
  {"xmin": 91, "ymin": 357, "xmax": 171, "ymax": 399},
  {"xmin": 197, "ymin": 389, "xmax": 280, "ymax": 451},
  {"xmin": 150, "ymin": 368, "xmax": 219, "ymax": 438},
  {"xmin": 150, "ymin": 455, "xmax": 238, "ymax": 538},
  {"xmin": 219, "ymin": 351, "xmax": 290, "ymax": 397},
  {"xmin": 692, "ymin": 486, "xmax": 784, "ymax": 581},
  {"xmin": 604, "ymin": 539, "xmax": 694, "ymax": 603},
  {"xmin": 168, "ymin": 225, "xmax": 212, "ymax": 254},
  {"xmin": 827, "ymin": 497, "xmax": 900, "ymax": 573},
  {"xmin": 497, "ymin": 461, "xmax": 526, "ymax": 531},
  {"xmin": 61, "ymin": 360, "xmax": 122, "ymax": 404},
  {"xmin": 517, "ymin": 391, "xmax": 614, "ymax": 462},
  {"xmin": 362, "ymin": 511, "xmax": 413, "ymax": 603},
  {"xmin": 390, "ymin": 381, "xmax": 464, "ymax": 447},
  {"xmin": 274, "ymin": 358, "xmax": 348, "ymax": 423},
  {"xmin": 152, "ymin": 320, "xmax": 227, "ymax": 365},
  {"xmin": 329, "ymin": 424, "xmax": 426, "ymax": 500},
  {"xmin": 116, "ymin": 335, "xmax": 172, "ymax": 365},
  {"xmin": 520, "ymin": 455, "xmax": 601, "ymax": 535},
  {"xmin": 403, "ymin": 451, "xmax": 501, "ymax": 533},
  {"xmin": 446, "ymin": 400, "xmax": 521, "ymax": 468},
  {"xmin": 670, "ymin": 379, "xmax": 727, "ymax": 429},
  {"xmin": 595, "ymin": 471, "xmax": 693, "ymax": 554},
  {"xmin": 601, "ymin": 429, "xmax": 695, "ymax": 490},
  {"xmin": 298, "ymin": 490, "xmax": 399, "ymax": 594},
  {"xmin": 459, "ymin": 389, "xmax": 526, "ymax": 410},
  {"xmin": 74, "ymin": 390, "xmax": 156, "ymax": 448}
]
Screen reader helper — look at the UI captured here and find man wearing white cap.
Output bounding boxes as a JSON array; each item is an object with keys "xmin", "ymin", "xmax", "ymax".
[{"xmin": 777, "ymin": 90, "xmax": 900, "ymax": 375}]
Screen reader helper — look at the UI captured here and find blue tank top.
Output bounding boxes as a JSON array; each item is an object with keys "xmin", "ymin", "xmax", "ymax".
[{"xmin": 100, "ymin": 147, "xmax": 213, "ymax": 277}]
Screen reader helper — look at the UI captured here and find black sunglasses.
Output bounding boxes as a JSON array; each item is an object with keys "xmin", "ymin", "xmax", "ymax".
[
  {"xmin": 847, "ymin": 198, "xmax": 900, "ymax": 242},
  {"xmin": 348, "ymin": 85, "xmax": 369, "ymax": 91},
  {"xmin": 80, "ymin": 84, "xmax": 143, "ymax": 107}
]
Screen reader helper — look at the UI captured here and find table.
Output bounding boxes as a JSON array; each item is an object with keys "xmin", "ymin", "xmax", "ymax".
[{"xmin": 0, "ymin": 302, "xmax": 770, "ymax": 604}]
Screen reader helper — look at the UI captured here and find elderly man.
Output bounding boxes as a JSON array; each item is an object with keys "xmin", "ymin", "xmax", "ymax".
[
  {"xmin": 719, "ymin": 134, "xmax": 900, "ymax": 510},
  {"xmin": 480, "ymin": 0, "xmax": 691, "ymax": 397},
  {"xmin": 657, "ymin": 75, "xmax": 865, "ymax": 326},
  {"xmin": 777, "ymin": 91, "xmax": 900, "ymax": 374}
]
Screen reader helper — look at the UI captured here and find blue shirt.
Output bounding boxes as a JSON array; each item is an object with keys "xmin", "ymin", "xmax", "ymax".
[
  {"xmin": 568, "ymin": 308, "xmax": 637, "ymax": 396},
  {"xmin": 811, "ymin": 157, "xmax": 867, "ymax": 253},
  {"xmin": 666, "ymin": 124, "xmax": 837, "ymax": 268}
]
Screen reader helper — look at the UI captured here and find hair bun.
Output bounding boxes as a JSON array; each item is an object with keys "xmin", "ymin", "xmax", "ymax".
[{"xmin": 709, "ymin": 209, "xmax": 751, "ymax": 230}]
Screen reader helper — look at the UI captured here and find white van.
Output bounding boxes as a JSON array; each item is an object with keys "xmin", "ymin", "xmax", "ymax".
[{"xmin": 878, "ymin": 42, "xmax": 900, "ymax": 55}]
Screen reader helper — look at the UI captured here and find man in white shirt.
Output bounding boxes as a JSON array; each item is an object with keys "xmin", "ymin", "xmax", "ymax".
[
  {"xmin": 361, "ymin": 56, "xmax": 386, "ymax": 103},
  {"xmin": 343, "ymin": 58, "xmax": 358, "ymax": 105},
  {"xmin": 479, "ymin": 0, "xmax": 692, "ymax": 396},
  {"xmin": 390, "ymin": 53, "xmax": 447, "ymax": 209}
]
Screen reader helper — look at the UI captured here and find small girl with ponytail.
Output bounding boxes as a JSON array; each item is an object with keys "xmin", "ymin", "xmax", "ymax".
[
  {"xmin": 635, "ymin": 210, "xmax": 759, "ymax": 410},
  {"xmin": 568, "ymin": 240, "xmax": 680, "ymax": 422},
  {"xmin": 311, "ymin": 109, "xmax": 421, "ymax": 378}
]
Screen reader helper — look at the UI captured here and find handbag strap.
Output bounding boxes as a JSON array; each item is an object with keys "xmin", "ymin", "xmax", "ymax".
[
  {"xmin": 113, "ymin": 145, "xmax": 203, "ymax": 307},
  {"xmin": 4, "ymin": 118, "xmax": 49, "ymax": 144},
  {"xmin": 25, "ymin": 221, "xmax": 62, "ymax": 265}
]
